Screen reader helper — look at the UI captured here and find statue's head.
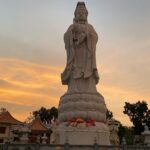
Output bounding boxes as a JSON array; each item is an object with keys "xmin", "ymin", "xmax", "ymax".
[{"xmin": 74, "ymin": 2, "xmax": 88, "ymax": 23}]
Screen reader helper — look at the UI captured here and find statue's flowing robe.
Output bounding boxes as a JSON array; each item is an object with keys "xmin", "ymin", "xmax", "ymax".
[{"xmin": 61, "ymin": 23, "xmax": 99, "ymax": 88}]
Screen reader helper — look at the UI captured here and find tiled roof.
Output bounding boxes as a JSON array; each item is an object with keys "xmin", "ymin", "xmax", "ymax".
[
  {"xmin": 0, "ymin": 111, "xmax": 23, "ymax": 125},
  {"xmin": 30, "ymin": 119, "xmax": 48, "ymax": 132}
]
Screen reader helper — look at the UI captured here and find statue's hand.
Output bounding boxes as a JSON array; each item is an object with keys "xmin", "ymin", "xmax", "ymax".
[
  {"xmin": 73, "ymin": 31, "xmax": 86, "ymax": 47},
  {"xmin": 72, "ymin": 23, "xmax": 87, "ymax": 46},
  {"xmin": 77, "ymin": 31, "xmax": 86, "ymax": 45}
]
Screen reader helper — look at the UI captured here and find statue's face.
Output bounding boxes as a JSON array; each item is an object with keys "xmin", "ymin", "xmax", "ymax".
[{"xmin": 75, "ymin": 9, "xmax": 87, "ymax": 22}]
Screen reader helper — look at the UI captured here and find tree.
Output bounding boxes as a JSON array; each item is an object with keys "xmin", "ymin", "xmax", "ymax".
[
  {"xmin": 106, "ymin": 109, "xmax": 113, "ymax": 120},
  {"xmin": 124, "ymin": 127, "xmax": 134, "ymax": 145},
  {"xmin": 118, "ymin": 124, "xmax": 134, "ymax": 145},
  {"xmin": 123, "ymin": 101, "xmax": 150, "ymax": 135},
  {"xmin": 31, "ymin": 107, "xmax": 58, "ymax": 123},
  {"xmin": 49, "ymin": 107, "xmax": 58, "ymax": 119}
]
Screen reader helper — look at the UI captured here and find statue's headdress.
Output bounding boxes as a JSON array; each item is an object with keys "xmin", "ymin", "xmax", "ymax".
[
  {"xmin": 74, "ymin": 2, "xmax": 88, "ymax": 21},
  {"xmin": 74, "ymin": 2, "xmax": 88, "ymax": 15}
]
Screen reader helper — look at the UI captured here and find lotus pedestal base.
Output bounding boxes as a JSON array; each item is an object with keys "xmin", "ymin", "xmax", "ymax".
[{"xmin": 57, "ymin": 122, "xmax": 110, "ymax": 145}]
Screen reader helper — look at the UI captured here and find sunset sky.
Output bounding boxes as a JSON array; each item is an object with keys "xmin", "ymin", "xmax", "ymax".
[{"xmin": 0, "ymin": 0, "xmax": 150, "ymax": 126}]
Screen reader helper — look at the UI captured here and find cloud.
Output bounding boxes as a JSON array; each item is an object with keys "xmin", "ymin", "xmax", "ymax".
[
  {"xmin": 97, "ymin": 42, "xmax": 150, "ymax": 126},
  {"xmin": 0, "ymin": 34, "xmax": 65, "ymax": 67},
  {"xmin": 0, "ymin": 57, "xmax": 149, "ymax": 126},
  {"xmin": 97, "ymin": 34, "xmax": 150, "ymax": 99},
  {"xmin": 0, "ymin": 79, "xmax": 14, "ymax": 88},
  {"xmin": 0, "ymin": 58, "xmax": 65, "ymax": 121}
]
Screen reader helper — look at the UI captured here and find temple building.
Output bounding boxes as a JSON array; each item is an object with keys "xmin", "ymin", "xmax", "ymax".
[
  {"xmin": 0, "ymin": 110, "xmax": 51, "ymax": 144},
  {"xmin": 0, "ymin": 110, "xmax": 23, "ymax": 143},
  {"xmin": 28, "ymin": 117, "xmax": 51, "ymax": 143}
]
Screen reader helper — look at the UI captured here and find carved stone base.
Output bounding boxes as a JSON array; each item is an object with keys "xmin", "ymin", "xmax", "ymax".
[
  {"xmin": 58, "ymin": 92, "xmax": 107, "ymax": 122},
  {"xmin": 142, "ymin": 131, "xmax": 150, "ymax": 146},
  {"xmin": 56, "ymin": 122, "xmax": 110, "ymax": 145},
  {"xmin": 58, "ymin": 92, "xmax": 110, "ymax": 145}
]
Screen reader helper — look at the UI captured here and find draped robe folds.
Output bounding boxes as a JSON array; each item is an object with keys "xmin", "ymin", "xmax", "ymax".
[{"xmin": 61, "ymin": 23, "xmax": 99, "ymax": 93}]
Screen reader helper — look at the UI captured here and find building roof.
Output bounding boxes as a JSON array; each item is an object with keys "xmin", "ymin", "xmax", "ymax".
[
  {"xmin": 30, "ymin": 118, "xmax": 49, "ymax": 132},
  {"xmin": 0, "ymin": 111, "xmax": 23, "ymax": 125}
]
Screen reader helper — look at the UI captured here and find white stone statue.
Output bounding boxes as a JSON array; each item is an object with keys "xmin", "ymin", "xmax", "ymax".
[
  {"xmin": 61, "ymin": 2, "xmax": 99, "ymax": 93},
  {"xmin": 57, "ymin": 2, "xmax": 110, "ymax": 145},
  {"xmin": 59, "ymin": 1, "xmax": 107, "ymax": 122}
]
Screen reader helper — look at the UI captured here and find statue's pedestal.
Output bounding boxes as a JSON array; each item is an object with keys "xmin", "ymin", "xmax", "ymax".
[
  {"xmin": 59, "ymin": 92, "xmax": 107, "ymax": 122},
  {"xmin": 58, "ymin": 92, "xmax": 110, "ymax": 145},
  {"xmin": 57, "ymin": 122, "xmax": 110, "ymax": 145}
]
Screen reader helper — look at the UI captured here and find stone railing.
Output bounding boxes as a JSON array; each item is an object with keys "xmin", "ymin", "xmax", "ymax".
[{"xmin": 0, "ymin": 143, "xmax": 150, "ymax": 150}]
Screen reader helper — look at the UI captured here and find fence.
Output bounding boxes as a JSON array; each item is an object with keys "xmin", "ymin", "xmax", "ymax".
[{"xmin": 0, "ymin": 143, "xmax": 150, "ymax": 150}]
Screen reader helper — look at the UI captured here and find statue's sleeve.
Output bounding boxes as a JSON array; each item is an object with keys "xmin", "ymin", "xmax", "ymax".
[
  {"xmin": 64, "ymin": 25, "xmax": 74, "ymax": 67},
  {"xmin": 61, "ymin": 25, "xmax": 74, "ymax": 85},
  {"xmin": 87, "ymin": 24, "xmax": 98, "ymax": 54},
  {"xmin": 64, "ymin": 28, "xmax": 70, "ymax": 63},
  {"xmin": 87, "ymin": 24, "xmax": 99, "ymax": 84}
]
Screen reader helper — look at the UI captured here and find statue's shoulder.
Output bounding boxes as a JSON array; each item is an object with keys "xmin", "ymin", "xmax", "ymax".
[
  {"xmin": 87, "ymin": 23, "xmax": 95, "ymax": 30},
  {"xmin": 64, "ymin": 24, "xmax": 74, "ymax": 37},
  {"xmin": 87, "ymin": 23, "xmax": 93, "ymax": 27},
  {"xmin": 67, "ymin": 24, "xmax": 74, "ymax": 31}
]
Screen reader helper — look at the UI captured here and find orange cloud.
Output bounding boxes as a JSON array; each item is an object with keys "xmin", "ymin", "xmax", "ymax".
[
  {"xmin": 0, "ymin": 58, "xmax": 65, "ymax": 121},
  {"xmin": 97, "ymin": 84, "xmax": 150, "ymax": 126},
  {"xmin": 0, "ymin": 57, "xmax": 149, "ymax": 126}
]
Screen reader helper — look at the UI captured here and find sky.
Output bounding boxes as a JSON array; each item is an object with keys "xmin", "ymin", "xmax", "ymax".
[{"xmin": 0, "ymin": 0, "xmax": 150, "ymax": 126}]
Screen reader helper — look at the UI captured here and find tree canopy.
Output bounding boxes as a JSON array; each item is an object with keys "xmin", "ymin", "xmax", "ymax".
[
  {"xmin": 26, "ymin": 106, "xmax": 58, "ymax": 123},
  {"xmin": 123, "ymin": 101, "xmax": 150, "ymax": 135}
]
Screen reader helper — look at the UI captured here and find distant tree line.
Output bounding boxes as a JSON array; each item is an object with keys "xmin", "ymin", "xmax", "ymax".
[{"xmin": 1, "ymin": 100, "xmax": 149, "ymax": 145}]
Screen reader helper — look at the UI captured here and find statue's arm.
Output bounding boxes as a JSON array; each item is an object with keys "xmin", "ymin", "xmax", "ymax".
[
  {"xmin": 64, "ymin": 25, "xmax": 74, "ymax": 61},
  {"xmin": 64, "ymin": 24, "xmax": 74, "ymax": 43},
  {"xmin": 61, "ymin": 25, "xmax": 74, "ymax": 85},
  {"xmin": 88, "ymin": 24, "xmax": 98, "ymax": 44}
]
